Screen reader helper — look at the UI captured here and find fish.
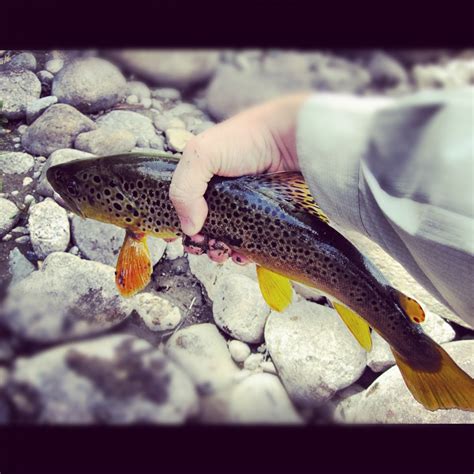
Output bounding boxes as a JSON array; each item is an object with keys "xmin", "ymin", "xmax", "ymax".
[{"xmin": 47, "ymin": 152, "xmax": 474, "ymax": 412}]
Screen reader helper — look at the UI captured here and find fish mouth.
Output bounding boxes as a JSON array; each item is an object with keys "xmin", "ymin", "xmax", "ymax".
[{"xmin": 54, "ymin": 193, "xmax": 85, "ymax": 218}]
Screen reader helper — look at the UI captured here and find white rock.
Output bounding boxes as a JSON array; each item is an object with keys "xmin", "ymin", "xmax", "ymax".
[
  {"xmin": 213, "ymin": 273, "xmax": 270, "ymax": 343},
  {"xmin": 165, "ymin": 323, "xmax": 239, "ymax": 395},
  {"xmin": 367, "ymin": 310, "xmax": 456, "ymax": 372},
  {"xmin": 152, "ymin": 87, "xmax": 181, "ymax": 101},
  {"xmin": 338, "ymin": 340, "xmax": 474, "ymax": 423},
  {"xmin": 0, "ymin": 198, "xmax": 20, "ymax": 237},
  {"xmin": 0, "ymin": 152, "xmax": 34, "ymax": 175},
  {"xmin": 0, "ymin": 69, "xmax": 41, "ymax": 119},
  {"xmin": 126, "ymin": 81, "xmax": 151, "ymax": 101},
  {"xmin": 22, "ymin": 177, "xmax": 33, "ymax": 186},
  {"xmin": 14, "ymin": 235, "xmax": 29, "ymax": 244},
  {"xmin": 167, "ymin": 117, "xmax": 186, "ymax": 129},
  {"xmin": 25, "ymin": 95, "xmax": 58, "ymax": 124},
  {"xmin": 28, "ymin": 198, "xmax": 70, "ymax": 258},
  {"xmin": 141, "ymin": 98, "xmax": 152, "ymax": 109},
  {"xmin": 133, "ymin": 293, "xmax": 182, "ymax": 331},
  {"xmin": 243, "ymin": 353, "xmax": 264, "ymax": 371},
  {"xmin": 126, "ymin": 94, "xmax": 139, "ymax": 105},
  {"xmin": 265, "ymin": 300, "xmax": 367, "ymax": 406},
  {"xmin": 165, "ymin": 238, "xmax": 184, "ymax": 260},
  {"xmin": 7, "ymin": 334, "xmax": 198, "ymax": 423},
  {"xmin": 165, "ymin": 128, "xmax": 194, "ymax": 153},
  {"xmin": 45, "ymin": 58, "xmax": 64, "ymax": 74},
  {"xmin": 228, "ymin": 340, "xmax": 251, "ymax": 363}
]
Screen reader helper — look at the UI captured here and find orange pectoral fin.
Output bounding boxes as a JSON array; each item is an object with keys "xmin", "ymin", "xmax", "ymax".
[{"xmin": 115, "ymin": 230, "xmax": 152, "ymax": 297}]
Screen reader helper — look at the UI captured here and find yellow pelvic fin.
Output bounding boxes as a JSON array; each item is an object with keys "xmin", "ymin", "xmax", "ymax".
[
  {"xmin": 332, "ymin": 302, "xmax": 372, "ymax": 352},
  {"xmin": 153, "ymin": 228, "xmax": 179, "ymax": 240},
  {"xmin": 256, "ymin": 266, "xmax": 293, "ymax": 312},
  {"xmin": 393, "ymin": 289, "xmax": 425, "ymax": 324},
  {"xmin": 115, "ymin": 230, "xmax": 152, "ymax": 297},
  {"xmin": 392, "ymin": 346, "xmax": 474, "ymax": 411}
]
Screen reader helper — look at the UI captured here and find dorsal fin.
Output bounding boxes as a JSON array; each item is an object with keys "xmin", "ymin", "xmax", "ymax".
[{"xmin": 239, "ymin": 172, "xmax": 330, "ymax": 224}]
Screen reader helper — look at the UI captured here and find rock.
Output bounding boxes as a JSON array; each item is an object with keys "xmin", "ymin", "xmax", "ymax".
[
  {"xmin": 108, "ymin": 50, "xmax": 219, "ymax": 88},
  {"xmin": 165, "ymin": 323, "xmax": 239, "ymax": 394},
  {"xmin": 141, "ymin": 97, "xmax": 152, "ymax": 109},
  {"xmin": 223, "ymin": 373, "xmax": 302, "ymax": 424},
  {"xmin": 7, "ymin": 334, "xmax": 198, "ymax": 423},
  {"xmin": 368, "ymin": 51, "xmax": 408, "ymax": 87},
  {"xmin": 152, "ymin": 87, "xmax": 181, "ymax": 101},
  {"xmin": 1, "ymin": 252, "xmax": 136, "ymax": 342},
  {"xmin": 243, "ymin": 353, "xmax": 264, "ymax": 371},
  {"xmin": 126, "ymin": 95, "xmax": 139, "ymax": 105},
  {"xmin": 37, "ymin": 148, "xmax": 95, "ymax": 197},
  {"xmin": 165, "ymin": 128, "xmax": 194, "ymax": 153},
  {"xmin": 0, "ymin": 69, "xmax": 41, "ymax": 119},
  {"xmin": 28, "ymin": 198, "xmax": 70, "ymax": 259},
  {"xmin": 261, "ymin": 360, "xmax": 277, "ymax": 375},
  {"xmin": 8, "ymin": 247, "xmax": 35, "ymax": 284},
  {"xmin": 165, "ymin": 238, "xmax": 184, "ymax": 260},
  {"xmin": 8, "ymin": 52, "xmax": 37, "ymax": 71},
  {"xmin": 0, "ymin": 152, "xmax": 34, "ymax": 175},
  {"xmin": 0, "ymin": 198, "xmax": 20, "ymax": 237},
  {"xmin": 25, "ymin": 95, "xmax": 58, "ymax": 124},
  {"xmin": 148, "ymin": 135, "xmax": 165, "ymax": 150},
  {"xmin": 126, "ymin": 81, "xmax": 151, "ymax": 101},
  {"xmin": 96, "ymin": 110, "xmax": 157, "ymax": 148},
  {"xmin": 206, "ymin": 63, "xmax": 312, "ymax": 121},
  {"xmin": 367, "ymin": 310, "xmax": 456, "ymax": 372},
  {"xmin": 213, "ymin": 274, "xmax": 270, "ymax": 343},
  {"xmin": 337, "ymin": 340, "xmax": 474, "ymax": 423},
  {"xmin": 22, "ymin": 104, "xmax": 96, "ymax": 156},
  {"xmin": 228, "ymin": 340, "xmax": 251, "ymax": 363},
  {"xmin": 190, "ymin": 120, "xmax": 215, "ymax": 135},
  {"xmin": 133, "ymin": 293, "xmax": 182, "ymax": 331},
  {"xmin": 45, "ymin": 58, "xmax": 64, "ymax": 74},
  {"xmin": 74, "ymin": 128, "xmax": 136, "ymax": 155},
  {"xmin": 413, "ymin": 59, "xmax": 474, "ymax": 89},
  {"xmin": 52, "ymin": 58, "xmax": 127, "ymax": 113},
  {"xmin": 265, "ymin": 300, "xmax": 367, "ymax": 406},
  {"xmin": 23, "ymin": 177, "xmax": 33, "ymax": 187},
  {"xmin": 37, "ymin": 70, "xmax": 53, "ymax": 85},
  {"xmin": 71, "ymin": 216, "xmax": 167, "ymax": 267}
]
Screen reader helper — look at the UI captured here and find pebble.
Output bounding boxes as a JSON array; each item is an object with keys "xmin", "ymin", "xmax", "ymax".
[
  {"xmin": 74, "ymin": 127, "xmax": 136, "ymax": 155},
  {"xmin": 165, "ymin": 128, "xmax": 194, "ymax": 152},
  {"xmin": 152, "ymin": 87, "xmax": 181, "ymax": 101},
  {"xmin": 368, "ymin": 51, "xmax": 408, "ymax": 87},
  {"xmin": 228, "ymin": 340, "xmax": 251, "ymax": 363},
  {"xmin": 148, "ymin": 135, "xmax": 165, "ymax": 150},
  {"xmin": 22, "ymin": 104, "xmax": 96, "ymax": 156},
  {"xmin": 141, "ymin": 98, "xmax": 152, "ymax": 109},
  {"xmin": 126, "ymin": 94, "xmax": 139, "ymax": 105},
  {"xmin": 0, "ymin": 198, "xmax": 20, "ymax": 237},
  {"xmin": 337, "ymin": 340, "xmax": 474, "ymax": 423},
  {"xmin": 8, "ymin": 247, "xmax": 35, "ymax": 284},
  {"xmin": 23, "ymin": 194, "xmax": 35, "ymax": 206},
  {"xmin": 71, "ymin": 215, "xmax": 167, "ymax": 267},
  {"xmin": 0, "ymin": 69, "xmax": 41, "ymax": 119},
  {"xmin": 37, "ymin": 70, "xmax": 53, "ymax": 85},
  {"xmin": 213, "ymin": 274, "xmax": 270, "ymax": 343},
  {"xmin": 14, "ymin": 235, "xmax": 29, "ymax": 244},
  {"xmin": 261, "ymin": 360, "xmax": 278, "ymax": 375},
  {"xmin": 45, "ymin": 58, "xmax": 64, "ymax": 74},
  {"xmin": 52, "ymin": 57, "xmax": 127, "ymax": 113},
  {"xmin": 165, "ymin": 238, "xmax": 185, "ymax": 260},
  {"xmin": 165, "ymin": 323, "xmax": 239, "ymax": 395},
  {"xmin": 133, "ymin": 293, "xmax": 182, "ymax": 331},
  {"xmin": 413, "ymin": 59, "xmax": 474, "ymax": 89},
  {"xmin": 265, "ymin": 300, "xmax": 367, "ymax": 406},
  {"xmin": 2, "ymin": 233, "xmax": 12, "ymax": 241},
  {"xmin": 25, "ymin": 95, "xmax": 58, "ymax": 124},
  {"xmin": 2, "ymin": 252, "xmax": 136, "ymax": 342},
  {"xmin": 243, "ymin": 353, "xmax": 264, "ymax": 371},
  {"xmin": 7, "ymin": 334, "xmax": 199, "ymax": 423},
  {"xmin": 22, "ymin": 177, "xmax": 33, "ymax": 186},
  {"xmin": 0, "ymin": 152, "xmax": 34, "ymax": 175},
  {"xmin": 8, "ymin": 52, "xmax": 37, "ymax": 72},
  {"xmin": 126, "ymin": 81, "xmax": 151, "ymax": 101}
]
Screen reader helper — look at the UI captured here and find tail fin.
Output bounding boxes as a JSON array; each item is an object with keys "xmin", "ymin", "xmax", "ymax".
[{"xmin": 392, "ymin": 345, "xmax": 474, "ymax": 411}]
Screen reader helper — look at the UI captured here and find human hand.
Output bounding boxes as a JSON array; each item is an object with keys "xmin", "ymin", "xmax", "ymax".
[{"xmin": 169, "ymin": 92, "xmax": 311, "ymax": 263}]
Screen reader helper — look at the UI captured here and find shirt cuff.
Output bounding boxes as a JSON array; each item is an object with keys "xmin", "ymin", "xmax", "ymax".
[{"xmin": 296, "ymin": 93, "xmax": 394, "ymax": 235}]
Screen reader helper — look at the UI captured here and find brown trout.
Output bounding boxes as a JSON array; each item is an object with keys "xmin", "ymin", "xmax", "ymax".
[{"xmin": 47, "ymin": 152, "xmax": 474, "ymax": 412}]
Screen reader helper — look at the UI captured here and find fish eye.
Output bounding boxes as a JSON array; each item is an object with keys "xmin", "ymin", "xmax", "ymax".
[{"xmin": 66, "ymin": 179, "xmax": 80, "ymax": 197}]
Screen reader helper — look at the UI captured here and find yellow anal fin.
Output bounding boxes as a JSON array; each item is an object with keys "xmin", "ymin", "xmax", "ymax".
[
  {"xmin": 256, "ymin": 265, "xmax": 293, "ymax": 312},
  {"xmin": 153, "ymin": 228, "xmax": 179, "ymax": 240},
  {"xmin": 332, "ymin": 302, "xmax": 372, "ymax": 352},
  {"xmin": 392, "ymin": 346, "xmax": 474, "ymax": 411},
  {"xmin": 115, "ymin": 230, "xmax": 152, "ymax": 297},
  {"xmin": 392, "ymin": 289, "xmax": 425, "ymax": 324}
]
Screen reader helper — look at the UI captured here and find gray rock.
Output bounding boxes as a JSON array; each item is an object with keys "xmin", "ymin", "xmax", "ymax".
[
  {"xmin": 22, "ymin": 104, "xmax": 96, "ymax": 156},
  {"xmin": 0, "ymin": 69, "xmax": 41, "ymax": 119},
  {"xmin": 165, "ymin": 323, "xmax": 239, "ymax": 395},
  {"xmin": 8, "ymin": 247, "xmax": 36, "ymax": 284},
  {"xmin": 71, "ymin": 215, "xmax": 167, "ymax": 267},
  {"xmin": 126, "ymin": 81, "xmax": 151, "ymax": 101},
  {"xmin": 75, "ymin": 128, "xmax": 136, "ymax": 155},
  {"xmin": 0, "ymin": 152, "xmax": 34, "ymax": 175},
  {"xmin": 206, "ymin": 63, "xmax": 312, "ymax": 121},
  {"xmin": 337, "ymin": 340, "xmax": 474, "ymax": 424},
  {"xmin": 28, "ymin": 198, "xmax": 70, "ymax": 258},
  {"xmin": 265, "ymin": 300, "xmax": 367, "ymax": 406},
  {"xmin": 25, "ymin": 95, "xmax": 58, "ymax": 124},
  {"xmin": 133, "ymin": 293, "xmax": 182, "ymax": 331},
  {"xmin": 228, "ymin": 340, "xmax": 251, "ymax": 363},
  {"xmin": 0, "ymin": 198, "xmax": 20, "ymax": 237},
  {"xmin": 8, "ymin": 52, "xmax": 37, "ymax": 72},
  {"xmin": 368, "ymin": 51, "xmax": 408, "ymax": 87},
  {"xmin": 45, "ymin": 58, "xmax": 64, "ymax": 74},
  {"xmin": 37, "ymin": 148, "xmax": 95, "ymax": 197},
  {"xmin": 367, "ymin": 310, "xmax": 456, "ymax": 372},
  {"xmin": 96, "ymin": 110, "xmax": 157, "ymax": 148},
  {"xmin": 213, "ymin": 274, "xmax": 270, "ymax": 343},
  {"xmin": 52, "ymin": 58, "xmax": 127, "ymax": 113},
  {"xmin": 1, "ymin": 252, "xmax": 135, "ymax": 342},
  {"xmin": 108, "ymin": 50, "xmax": 219, "ymax": 88},
  {"xmin": 165, "ymin": 128, "xmax": 194, "ymax": 153},
  {"xmin": 37, "ymin": 70, "xmax": 53, "ymax": 85},
  {"xmin": 7, "ymin": 334, "xmax": 199, "ymax": 423}
]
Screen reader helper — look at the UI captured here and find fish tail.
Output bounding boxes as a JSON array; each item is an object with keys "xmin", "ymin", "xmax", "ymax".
[{"xmin": 392, "ymin": 344, "xmax": 474, "ymax": 411}]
